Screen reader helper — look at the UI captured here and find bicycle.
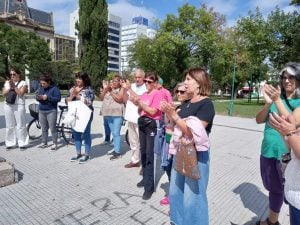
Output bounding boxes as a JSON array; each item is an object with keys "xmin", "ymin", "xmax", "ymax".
[{"xmin": 27, "ymin": 103, "xmax": 74, "ymax": 145}]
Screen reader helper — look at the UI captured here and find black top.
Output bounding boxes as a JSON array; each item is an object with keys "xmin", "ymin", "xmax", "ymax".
[{"xmin": 178, "ymin": 98, "xmax": 215, "ymax": 134}]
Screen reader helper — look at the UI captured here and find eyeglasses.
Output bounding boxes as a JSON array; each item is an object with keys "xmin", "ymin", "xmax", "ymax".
[
  {"xmin": 144, "ymin": 79, "xmax": 154, "ymax": 84},
  {"xmin": 280, "ymin": 75, "xmax": 295, "ymax": 81},
  {"xmin": 176, "ymin": 90, "xmax": 186, "ymax": 94},
  {"xmin": 10, "ymin": 73, "xmax": 17, "ymax": 76}
]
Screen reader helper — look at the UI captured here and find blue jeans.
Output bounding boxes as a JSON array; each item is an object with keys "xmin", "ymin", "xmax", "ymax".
[
  {"xmin": 170, "ymin": 151, "xmax": 210, "ymax": 225},
  {"xmin": 103, "ymin": 116, "xmax": 111, "ymax": 142},
  {"xmin": 289, "ymin": 203, "xmax": 300, "ymax": 225},
  {"xmin": 106, "ymin": 116, "xmax": 123, "ymax": 153},
  {"xmin": 73, "ymin": 113, "xmax": 93, "ymax": 156}
]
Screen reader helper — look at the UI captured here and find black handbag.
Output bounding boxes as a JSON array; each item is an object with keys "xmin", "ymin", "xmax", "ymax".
[
  {"xmin": 138, "ymin": 116, "xmax": 153, "ymax": 127},
  {"xmin": 6, "ymin": 81, "xmax": 20, "ymax": 104}
]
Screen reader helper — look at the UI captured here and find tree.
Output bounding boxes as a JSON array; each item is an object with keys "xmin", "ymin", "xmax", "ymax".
[
  {"xmin": 266, "ymin": 7, "xmax": 300, "ymax": 68},
  {"xmin": 129, "ymin": 4, "xmax": 225, "ymax": 87},
  {"xmin": 290, "ymin": 0, "xmax": 300, "ymax": 6},
  {"xmin": 78, "ymin": 0, "xmax": 108, "ymax": 91},
  {"xmin": 0, "ymin": 23, "xmax": 52, "ymax": 81}
]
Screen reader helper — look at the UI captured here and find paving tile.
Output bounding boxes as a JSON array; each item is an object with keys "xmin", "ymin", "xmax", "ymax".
[{"xmin": 0, "ymin": 100, "xmax": 289, "ymax": 225}]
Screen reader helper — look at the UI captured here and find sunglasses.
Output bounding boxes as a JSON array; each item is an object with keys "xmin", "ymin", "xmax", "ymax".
[
  {"xmin": 280, "ymin": 75, "xmax": 295, "ymax": 81},
  {"xmin": 144, "ymin": 79, "xmax": 154, "ymax": 84},
  {"xmin": 176, "ymin": 90, "xmax": 186, "ymax": 94}
]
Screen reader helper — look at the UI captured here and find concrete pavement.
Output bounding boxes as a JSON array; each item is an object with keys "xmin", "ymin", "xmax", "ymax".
[{"xmin": 0, "ymin": 99, "xmax": 290, "ymax": 225}]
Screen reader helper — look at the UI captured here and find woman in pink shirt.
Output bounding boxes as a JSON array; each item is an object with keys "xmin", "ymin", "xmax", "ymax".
[{"xmin": 133, "ymin": 72, "xmax": 162, "ymax": 200}]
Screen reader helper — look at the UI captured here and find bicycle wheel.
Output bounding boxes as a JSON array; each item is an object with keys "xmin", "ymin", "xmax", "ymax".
[
  {"xmin": 27, "ymin": 119, "xmax": 42, "ymax": 140},
  {"xmin": 125, "ymin": 129, "xmax": 130, "ymax": 146},
  {"xmin": 61, "ymin": 123, "xmax": 74, "ymax": 145}
]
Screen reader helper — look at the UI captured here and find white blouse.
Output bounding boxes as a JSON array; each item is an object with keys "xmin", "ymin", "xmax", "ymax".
[
  {"xmin": 4, "ymin": 80, "xmax": 27, "ymax": 105},
  {"xmin": 284, "ymin": 151, "xmax": 300, "ymax": 210}
]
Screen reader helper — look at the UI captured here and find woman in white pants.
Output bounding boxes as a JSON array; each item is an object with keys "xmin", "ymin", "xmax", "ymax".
[{"xmin": 2, "ymin": 68, "xmax": 29, "ymax": 150}]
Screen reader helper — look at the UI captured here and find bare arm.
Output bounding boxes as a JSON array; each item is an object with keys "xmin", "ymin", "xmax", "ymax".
[
  {"xmin": 264, "ymin": 84, "xmax": 290, "ymax": 117},
  {"xmin": 256, "ymin": 85, "xmax": 272, "ymax": 124},
  {"xmin": 137, "ymin": 99, "xmax": 158, "ymax": 115},
  {"xmin": 269, "ymin": 110, "xmax": 300, "ymax": 159},
  {"xmin": 111, "ymin": 88, "xmax": 125, "ymax": 104}
]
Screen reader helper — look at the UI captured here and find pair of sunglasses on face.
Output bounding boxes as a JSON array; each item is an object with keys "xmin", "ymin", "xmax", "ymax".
[
  {"xmin": 144, "ymin": 79, "xmax": 154, "ymax": 84},
  {"xmin": 176, "ymin": 90, "xmax": 186, "ymax": 94}
]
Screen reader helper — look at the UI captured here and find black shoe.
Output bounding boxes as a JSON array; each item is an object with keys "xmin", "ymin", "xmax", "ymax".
[
  {"xmin": 142, "ymin": 191, "xmax": 153, "ymax": 200},
  {"xmin": 137, "ymin": 180, "xmax": 144, "ymax": 188},
  {"xmin": 38, "ymin": 144, "xmax": 48, "ymax": 149},
  {"xmin": 107, "ymin": 150, "xmax": 115, "ymax": 156},
  {"xmin": 6, "ymin": 146, "xmax": 14, "ymax": 151},
  {"xmin": 70, "ymin": 154, "xmax": 82, "ymax": 162},
  {"xmin": 110, "ymin": 153, "xmax": 121, "ymax": 160},
  {"xmin": 19, "ymin": 146, "xmax": 26, "ymax": 151},
  {"xmin": 79, "ymin": 155, "xmax": 90, "ymax": 164}
]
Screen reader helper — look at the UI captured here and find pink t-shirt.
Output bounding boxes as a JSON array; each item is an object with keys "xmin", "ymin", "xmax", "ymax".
[
  {"xmin": 140, "ymin": 89, "xmax": 162, "ymax": 120},
  {"xmin": 159, "ymin": 87, "xmax": 173, "ymax": 103}
]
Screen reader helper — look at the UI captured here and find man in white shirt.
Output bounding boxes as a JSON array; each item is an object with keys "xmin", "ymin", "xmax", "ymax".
[{"xmin": 122, "ymin": 69, "xmax": 147, "ymax": 168}]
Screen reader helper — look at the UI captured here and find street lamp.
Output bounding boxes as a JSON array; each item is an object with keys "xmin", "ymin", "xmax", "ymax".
[{"xmin": 228, "ymin": 49, "xmax": 237, "ymax": 116}]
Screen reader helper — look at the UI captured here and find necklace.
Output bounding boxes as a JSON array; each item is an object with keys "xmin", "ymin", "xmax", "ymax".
[{"xmin": 187, "ymin": 102, "xmax": 191, "ymax": 108}]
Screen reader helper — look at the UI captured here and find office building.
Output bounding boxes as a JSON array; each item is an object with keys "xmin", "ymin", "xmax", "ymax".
[
  {"xmin": 69, "ymin": 10, "xmax": 122, "ymax": 72},
  {"xmin": 0, "ymin": 0, "xmax": 55, "ymax": 50},
  {"xmin": 54, "ymin": 34, "xmax": 76, "ymax": 62},
  {"xmin": 121, "ymin": 16, "xmax": 156, "ymax": 71}
]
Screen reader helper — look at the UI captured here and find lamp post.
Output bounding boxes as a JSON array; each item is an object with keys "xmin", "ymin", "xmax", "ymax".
[{"xmin": 228, "ymin": 50, "xmax": 237, "ymax": 116}]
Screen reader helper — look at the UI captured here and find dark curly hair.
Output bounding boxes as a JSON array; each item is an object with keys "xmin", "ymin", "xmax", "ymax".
[{"xmin": 75, "ymin": 72, "xmax": 91, "ymax": 87}]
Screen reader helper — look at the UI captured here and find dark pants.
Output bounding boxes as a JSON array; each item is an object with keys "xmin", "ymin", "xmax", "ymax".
[
  {"xmin": 289, "ymin": 203, "xmax": 300, "ymax": 225},
  {"xmin": 103, "ymin": 116, "xmax": 111, "ymax": 142},
  {"xmin": 163, "ymin": 155, "xmax": 173, "ymax": 182},
  {"xmin": 260, "ymin": 155, "xmax": 284, "ymax": 213},
  {"xmin": 138, "ymin": 117, "xmax": 157, "ymax": 193}
]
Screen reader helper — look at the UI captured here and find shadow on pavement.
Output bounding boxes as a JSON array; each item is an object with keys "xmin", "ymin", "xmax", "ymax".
[
  {"xmin": 91, "ymin": 134, "xmax": 130, "ymax": 159},
  {"xmin": 233, "ymin": 182, "xmax": 269, "ymax": 225}
]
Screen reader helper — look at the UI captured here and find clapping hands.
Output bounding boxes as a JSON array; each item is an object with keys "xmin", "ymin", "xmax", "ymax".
[
  {"xmin": 160, "ymin": 101, "xmax": 175, "ymax": 115},
  {"xmin": 263, "ymin": 84, "xmax": 281, "ymax": 103}
]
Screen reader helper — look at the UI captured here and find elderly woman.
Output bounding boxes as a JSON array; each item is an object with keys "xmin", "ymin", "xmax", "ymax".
[
  {"xmin": 160, "ymin": 82, "xmax": 189, "ymax": 206},
  {"xmin": 255, "ymin": 62, "xmax": 300, "ymax": 225},
  {"xmin": 100, "ymin": 75, "xmax": 125, "ymax": 160},
  {"xmin": 269, "ymin": 108, "xmax": 300, "ymax": 225},
  {"xmin": 161, "ymin": 68, "xmax": 215, "ymax": 225},
  {"xmin": 134, "ymin": 72, "xmax": 163, "ymax": 200},
  {"xmin": 66, "ymin": 72, "xmax": 95, "ymax": 164},
  {"xmin": 2, "ymin": 68, "xmax": 28, "ymax": 150}
]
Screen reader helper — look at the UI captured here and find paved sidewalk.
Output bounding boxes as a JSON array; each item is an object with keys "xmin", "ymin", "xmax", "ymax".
[{"xmin": 0, "ymin": 100, "xmax": 290, "ymax": 225}]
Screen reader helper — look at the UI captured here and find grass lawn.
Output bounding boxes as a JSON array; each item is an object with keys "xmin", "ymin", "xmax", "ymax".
[
  {"xmin": 0, "ymin": 94, "xmax": 264, "ymax": 119},
  {"xmin": 213, "ymin": 99, "xmax": 265, "ymax": 118}
]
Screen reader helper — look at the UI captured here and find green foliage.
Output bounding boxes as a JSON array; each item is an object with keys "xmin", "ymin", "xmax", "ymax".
[
  {"xmin": 0, "ymin": 23, "xmax": 51, "ymax": 80},
  {"xmin": 129, "ymin": 4, "xmax": 225, "ymax": 87},
  {"xmin": 290, "ymin": 0, "xmax": 300, "ymax": 5},
  {"xmin": 78, "ymin": 0, "xmax": 108, "ymax": 91},
  {"xmin": 267, "ymin": 7, "xmax": 300, "ymax": 68}
]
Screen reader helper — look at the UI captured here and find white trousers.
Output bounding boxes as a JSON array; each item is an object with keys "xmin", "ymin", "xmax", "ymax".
[
  {"xmin": 4, "ymin": 103, "xmax": 29, "ymax": 148},
  {"xmin": 128, "ymin": 121, "xmax": 140, "ymax": 163}
]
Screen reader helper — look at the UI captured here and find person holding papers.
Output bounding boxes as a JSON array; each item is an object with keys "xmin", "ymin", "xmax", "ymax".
[{"xmin": 66, "ymin": 72, "xmax": 95, "ymax": 164}]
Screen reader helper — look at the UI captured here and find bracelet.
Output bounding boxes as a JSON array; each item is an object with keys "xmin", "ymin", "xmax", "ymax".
[{"xmin": 286, "ymin": 130, "xmax": 298, "ymax": 137}]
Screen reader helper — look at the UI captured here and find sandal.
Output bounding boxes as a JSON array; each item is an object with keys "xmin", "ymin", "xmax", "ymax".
[{"xmin": 256, "ymin": 218, "xmax": 280, "ymax": 225}]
